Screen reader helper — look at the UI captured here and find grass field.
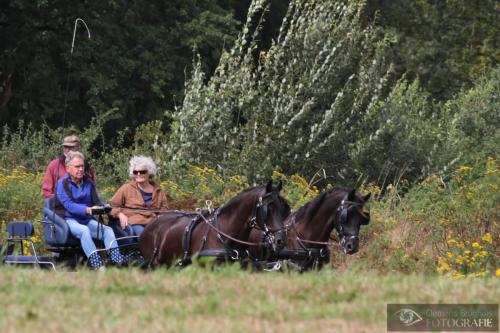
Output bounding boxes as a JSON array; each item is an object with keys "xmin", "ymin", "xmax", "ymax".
[{"xmin": 0, "ymin": 265, "xmax": 498, "ymax": 333}]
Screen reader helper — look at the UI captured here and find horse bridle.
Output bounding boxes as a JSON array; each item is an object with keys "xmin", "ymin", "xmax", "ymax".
[
  {"xmin": 250, "ymin": 191, "xmax": 287, "ymax": 250},
  {"xmin": 248, "ymin": 191, "xmax": 287, "ymax": 249},
  {"xmin": 194, "ymin": 190, "xmax": 286, "ymax": 253},
  {"xmin": 336, "ymin": 198, "xmax": 369, "ymax": 251}
]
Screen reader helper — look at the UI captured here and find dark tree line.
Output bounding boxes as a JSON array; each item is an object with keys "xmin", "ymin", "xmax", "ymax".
[
  {"xmin": 1, "ymin": 0, "xmax": 498, "ymax": 128},
  {"xmin": 0, "ymin": 1, "xmax": 239, "ymax": 130},
  {"xmin": 0, "ymin": 0, "xmax": 292, "ymax": 135}
]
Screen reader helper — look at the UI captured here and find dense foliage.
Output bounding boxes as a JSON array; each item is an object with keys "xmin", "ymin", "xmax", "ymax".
[
  {"xmin": 0, "ymin": 0, "xmax": 242, "ymax": 131},
  {"xmin": 168, "ymin": 0, "xmax": 499, "ymax": 185},
  {"xmin": 0, "ymin": 0, "xmax": 498, "ymax": 277},
  {"xmin": 0, "ymin": 158, "xmax": 498, "ymax": 277}
]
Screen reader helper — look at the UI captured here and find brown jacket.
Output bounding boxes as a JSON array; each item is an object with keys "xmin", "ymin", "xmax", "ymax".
[{"xmin": 109, "ymin": 180, "xmax": 168, "ymax": 225}]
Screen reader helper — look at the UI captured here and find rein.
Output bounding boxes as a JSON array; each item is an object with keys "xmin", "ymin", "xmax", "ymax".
[
  {"xmin": 108, "ymin": 205, "xmax": 174, "ymax": 214},
  {"xmin": 196, "ymin": 210, "xmax": 269, "ymax": 247},
  {"xmin": 290, "ymin": 219, "xmax": 330, "ymax": 246},
  {"xmin": 285, "ymin": 216, "xmax": 331, "ymax": 246},
  {"xmin": 175, "ymin": 191, "xmax": 285, "ymax": 266},
  {"xmin": 285, "ymin": 198, "xmax": 366, "ymax": 247},
  {"xmin": 115, "ymin": 192, "xmax": 283, "ymax": 250}
]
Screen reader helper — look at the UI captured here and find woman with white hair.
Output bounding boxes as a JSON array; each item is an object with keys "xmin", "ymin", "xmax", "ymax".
[{"xmin": 109, "ymin": 156, "xmax": 168, "ymax": 237}]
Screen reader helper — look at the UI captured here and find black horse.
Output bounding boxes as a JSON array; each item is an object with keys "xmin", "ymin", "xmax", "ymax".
[
  {"xmin": 139, "ymin": 182, "xmax": 290, "ymax": 268},
  {"xmin": 248, "ymin": 187, "xmax": 370, "ymax": 271}
]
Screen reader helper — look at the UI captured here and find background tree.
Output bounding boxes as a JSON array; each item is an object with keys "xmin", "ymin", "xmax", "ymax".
[
  {"xmin": 0, "ymin": 0, "xmax": 241, "ymax": 133},
  {"xmin": 167, "ymin": 0, "xmax": 499, "ymax": 186}
]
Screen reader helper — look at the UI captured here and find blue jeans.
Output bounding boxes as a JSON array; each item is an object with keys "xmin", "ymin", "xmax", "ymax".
[
  {"xmin": 108, "ymin": 217, "xmax": 136, "ymax": 245},
  {"xmin": 131, "ymin": 224, "xmax": 145, "ymax": 237},
  {"xmin": 66, "ymin": 218, "xmax": 123, "ymax": 260}
]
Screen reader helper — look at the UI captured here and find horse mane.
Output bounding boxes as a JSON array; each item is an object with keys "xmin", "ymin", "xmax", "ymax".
[
  {"xmin": 220, "ymin": 186, "xmax": 265, "ymax": 213},
  {"xmin": 220, "ymin": 185, "xmax": 290, "ymax": 215},
  {"xmin": 295, "ymin": 187, "xmax": 353, "ymax": 223}
]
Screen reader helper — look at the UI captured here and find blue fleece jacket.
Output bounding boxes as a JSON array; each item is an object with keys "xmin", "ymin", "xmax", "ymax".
[{"xmin": 56, "ymin": 174, "xmax": 104, "ymax": 224}]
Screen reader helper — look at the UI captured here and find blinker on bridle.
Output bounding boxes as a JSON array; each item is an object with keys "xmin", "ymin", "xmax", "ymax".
[
  {"xmin": 336, "ymin": 198, "xmax": 370, "ymax": 250},
  {"xmin": 249, "ymin": 191, "xmax": 277, "ymax": 232},
  {"xmin": 249, "ymin": 191, "xmax": 286, "ymax": 250}
]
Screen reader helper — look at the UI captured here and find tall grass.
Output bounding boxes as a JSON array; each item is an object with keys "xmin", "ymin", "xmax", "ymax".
[{"xmin": 0, "ymin": 266, "xmax": 498, "ymax": 333}]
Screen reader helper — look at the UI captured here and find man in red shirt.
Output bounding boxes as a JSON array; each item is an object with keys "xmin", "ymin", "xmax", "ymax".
[{"xmin": 42, "ymin": 135, "xmax": 95, "ymax": 199}]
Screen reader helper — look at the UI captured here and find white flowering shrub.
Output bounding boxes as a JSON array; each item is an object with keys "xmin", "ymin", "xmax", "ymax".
[
  {"xmin": 166, "ymin": 0, "xmax": 499, "ymax": 185},
  {"xmin": 167, "ymin": 0, "xmax": 396, "ymax": 182}
]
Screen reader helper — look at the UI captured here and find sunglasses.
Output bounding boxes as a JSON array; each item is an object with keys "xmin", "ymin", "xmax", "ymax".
[{"xmin": 133, "ymin": 170, "xmax": 148, "ymax": 175}]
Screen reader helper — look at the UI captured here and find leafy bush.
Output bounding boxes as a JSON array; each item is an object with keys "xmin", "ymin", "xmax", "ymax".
[
  {"xmin": 166, "ymin": 0, "xmax": 499, "ymax": 189},
  {"xmin": 167, "ymin": 0, "xmax": 398, "ymax": 184},
  {"xmin": 0, "ymin": 110, "xmax": 117, "ymax": 176},
  {"xmin": 0, "ymin": 122, "xmax": 61, "ymax": 172},
  {"xmin": 437, "ymin": 234, "xmax": 496, "ymax": 279},
  {"xmin": 0, "ymin": 166, "xmax": 44, "ymax": 253},
  {"xmin": 352, "ymin": 79, "xmax": 445, "ymax": 182},
  {"xmin": 443, "ymin": 67, "xmax": 500, "ymax": 167},
  {"xmin": 359, "ymin": 157, "xmax": 499, "ymax": 277},
  {"xmin": 160, "ymin": 164, "xmax": 250, "ymax": 207},
  {"xmin": 0, "ymin": 154, "xmax": 497, "ymax": 278}
]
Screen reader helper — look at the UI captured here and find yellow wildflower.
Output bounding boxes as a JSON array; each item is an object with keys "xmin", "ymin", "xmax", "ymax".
[
  {"xmin": 457, "ymin": 165, "xmax": 472, "ymax": 173},
  {"xmin": 481, "ymin": 233, "xmax": 492, "ymax": 244},
  {"xmin": 447, "ymin": 239, "xmax": 457, "ymax": 245},
  {"xmin": 496, "ymin": 268, "xmax": 500, "ymax": 277},
  {"xmin": 272, "ymin": 170, "xmax": 285, "ymax": 179},
  {"xmin": 472, "ymin": 242, "xmax": 480, "ymax": 248},
  {"xmin": 474, "ymin": 250, "xmax": 487, "ymax": 258}
]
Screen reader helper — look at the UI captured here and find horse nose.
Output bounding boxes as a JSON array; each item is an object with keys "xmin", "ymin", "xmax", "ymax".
[
  {"xmin": 345, "ymin": 241, "xmax": 358, "ymax": 254},
  {"xmin": 275, "ymin": 232, "xmax": 286, "ymax": 250}
]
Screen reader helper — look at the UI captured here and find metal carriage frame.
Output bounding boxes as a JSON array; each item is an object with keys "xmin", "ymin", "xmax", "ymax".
[{"xmin": 2, "ymin": 198, "xmax": 144, "ymax": 270}]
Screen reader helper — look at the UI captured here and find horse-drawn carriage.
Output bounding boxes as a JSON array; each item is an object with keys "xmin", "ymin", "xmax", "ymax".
[
  {"xmin": 3, "ymin": 197, "xmax": 143, "ymax": 270},
  {"xmin": 2, "ymin": 183, "xmax": 371, "ymax": 271}
]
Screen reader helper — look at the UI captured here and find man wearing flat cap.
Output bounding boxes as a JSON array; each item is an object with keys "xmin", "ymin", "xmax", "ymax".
[{"xmin": 42, "ymin": 135, "xmax": 95, "ymax": 199}]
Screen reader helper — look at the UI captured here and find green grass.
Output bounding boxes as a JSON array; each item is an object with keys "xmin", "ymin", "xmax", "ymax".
[{"xmin": 0, "ymin": 266, "xmax": 498, "ymax": 333}]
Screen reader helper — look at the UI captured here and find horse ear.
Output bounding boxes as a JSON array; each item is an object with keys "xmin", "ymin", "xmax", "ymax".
[
  {"xmin": 363, "ymin": 192, "xmax": 371, "ymax": 202},
  {"xmin": 265, "ymin": 180, "xmax": 273, "ymax": 193},
  {"xmin": 276, "ymin": 180, "xmax": 283, "ymax": 192},
  {"xmin": 348, "ymin": 189, "xmax": 356, "ymax": 201}
]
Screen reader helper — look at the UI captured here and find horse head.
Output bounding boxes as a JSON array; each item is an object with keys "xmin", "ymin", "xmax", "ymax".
[
  {"xmin": 335, "ymin": 188, "xmax": 371, "ymax": 254},
  {"xmin": 245, "ymin": 181, "xmax": 290, "ymax": 253},
  {"xmin": 253, "ymin": 180, "xmax": 290, "ymax": 253}
]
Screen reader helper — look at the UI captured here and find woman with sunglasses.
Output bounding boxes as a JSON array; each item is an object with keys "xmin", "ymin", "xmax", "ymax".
[{"xmin": 109, "ymin": 155, "xmax": 168, "ymax": 238}]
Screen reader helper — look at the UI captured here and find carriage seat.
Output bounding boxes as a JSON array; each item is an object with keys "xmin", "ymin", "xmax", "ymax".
[
  {"xmin": 3, "ymin": 221, "xmax": 55, "ymax": 269},
  {"xmin": 42, "ymin": 197, "xmax": 81, "ymax": 248}
]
